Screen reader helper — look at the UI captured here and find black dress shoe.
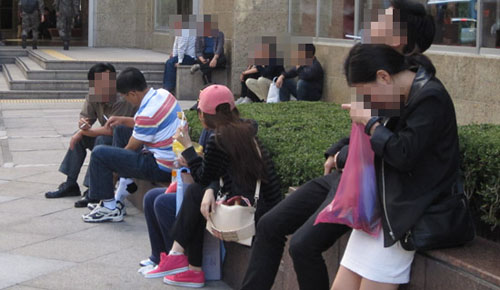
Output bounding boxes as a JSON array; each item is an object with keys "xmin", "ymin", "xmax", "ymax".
[
  {"xmin": 74, "ymin": 189, "xmax": 99, "ymax": 208},
  {"xmin": 45, "ymin": 182, "xmax": 81, "ymax": 198}
]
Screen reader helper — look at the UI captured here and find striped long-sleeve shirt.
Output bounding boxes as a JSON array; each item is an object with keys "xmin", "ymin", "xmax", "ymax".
[
  {"xmin": 182, "ymin": 133, "xmax": 282, "ymax": 222},
  {"xmin": 133, "ymin": 88, "xmax": 181, "ymax": 172}
]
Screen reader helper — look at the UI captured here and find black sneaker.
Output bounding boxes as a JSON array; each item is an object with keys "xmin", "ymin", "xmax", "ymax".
[
  {"xmin": 45, "ymin": 182, "xmax": 81, "ymax": 198},
  {"xmin": 74, "ymin": 189, "xmax": 99, "ymax": 208}
]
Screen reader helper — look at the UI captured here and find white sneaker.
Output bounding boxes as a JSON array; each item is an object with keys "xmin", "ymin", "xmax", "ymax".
[
  {"xmin": 140, "ymin": 258, "xmax": 157, "ymax": 267},
  {"xmin": 235, "ymin": 97, "xmax": 246, "ymax": 105},
  {"xmin": 82, "ymin": 202, "xmax": 124, "ymax": 223},
  {"xmin": 138, "ymin": 264, "xmax": 156, "ymax": 275},
  {"xmin": 290, "ymin": 96, "xmax": 298, "ymax": 101},
  {"xmin": 88, "ymin": 200, "xmax": 126, "ymax": 216}
]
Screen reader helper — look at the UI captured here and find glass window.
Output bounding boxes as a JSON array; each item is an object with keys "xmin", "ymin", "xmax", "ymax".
[
  {"xmin": 318, "ymin": 0, "xmax": 355, "ymax": 39},
  {"xmin": 428, "ymin": 0, "xmax": 478, "ymax": 47},
  {"xmin": 290, "ymin": 0, "xmax": 317, "ymax": 37},
  {"xmin": 155, "ymin": 0, "xmax": 192, "ymax": 31},
  {"xmin": 482, "ymin": 0, "xmax": 500, "ymax": 48},
  {"xmin": 155, "ymin": 0, "xmax": 177, "ymax": 31}
]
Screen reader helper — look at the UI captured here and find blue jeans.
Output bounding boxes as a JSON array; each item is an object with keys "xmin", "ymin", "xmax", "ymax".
[
  {"xmin": 88, "ymin": 147, "xmax": 171, "ymax": 201},
  {"xmin": 163, "ymin": 55, "xmax": 196, "ymax": 92},
  {"xmin": 279, "ymin": 78, "xmax": 322, "ymax": 102},
  {"xmin": 59, "ymin": 125, "xmax": 132, "ymax": 187},
  {"xmin": 144, "ymin": 188, "xmax": 177, "ymax": 264}
]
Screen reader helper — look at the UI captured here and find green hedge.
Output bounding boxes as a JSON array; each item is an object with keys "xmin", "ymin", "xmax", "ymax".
[{"xmin": 185, "ymin": 102, "xmax": 500, "ymax": 237}]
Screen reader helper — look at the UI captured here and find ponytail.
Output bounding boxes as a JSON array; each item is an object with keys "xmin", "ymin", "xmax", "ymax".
[{"xmin": 404, "ymin": 53, "xmax": 436, "ymax": 76}]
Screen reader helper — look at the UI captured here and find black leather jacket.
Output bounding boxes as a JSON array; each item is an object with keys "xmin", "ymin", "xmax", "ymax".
[{"xmin": 326, "ymin": 67, "xmax": 460, "ymax": 247}]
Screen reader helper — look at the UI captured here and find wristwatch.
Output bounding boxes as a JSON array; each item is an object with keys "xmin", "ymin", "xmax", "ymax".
[{"xmin": 365, "ymin": 116, "xmax": 383, "ymax": 136}]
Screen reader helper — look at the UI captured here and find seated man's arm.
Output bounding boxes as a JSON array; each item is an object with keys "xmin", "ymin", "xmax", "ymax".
[
  {"xmin": 125, "ymin": 136, "xmax": 143, "ymax": 151},
  {"xmin": 106, "ymin": 116, "xmax": 135, "ymax": 129},
  {"xmin": 80, "ymin": 126, "xmax": 113, "ymax": 137}
]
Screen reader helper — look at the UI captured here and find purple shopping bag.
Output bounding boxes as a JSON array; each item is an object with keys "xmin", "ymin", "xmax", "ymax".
[{"xmin": 315, "ymin": 123, "xmax": 381, "ymax": 236}]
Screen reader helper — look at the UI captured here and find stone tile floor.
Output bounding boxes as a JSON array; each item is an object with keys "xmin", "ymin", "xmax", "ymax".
[{"xmin": 0, "ymin": 99, "xmax": 231, "ymax": 290}]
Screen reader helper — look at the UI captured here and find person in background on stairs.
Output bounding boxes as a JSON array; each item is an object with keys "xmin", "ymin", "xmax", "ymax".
[
  {"xmin": 44, "ymin": 63, "xmax": 137, "ymax": 210},
  {"xmin": 190, "ymin": 15, "xmax": 226, "ymax": 85},
  {"xmin": 18, "ymin": 0, "xmax": 45, "ymax": 50},
  {"xmin": 54, "ymin": 0, "xmax": 80, "ymax": 50},
  {"xmin": 163, "ymin": 15, "xmax": 197, "ymax": 93},
  {"xmin": 81, "ymin": 67, "xmax": 181, "ymax": 223}
]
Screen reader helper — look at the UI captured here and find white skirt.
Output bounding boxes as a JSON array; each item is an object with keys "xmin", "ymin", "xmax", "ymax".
[{"xmin": 340, "ymin": 229, "xmax": 416, "ymax": 284}]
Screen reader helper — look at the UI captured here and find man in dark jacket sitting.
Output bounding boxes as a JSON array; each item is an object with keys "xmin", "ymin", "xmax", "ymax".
[{"xmin": 275, "ymin": 43, "xmax": 324, "ymax": 102}]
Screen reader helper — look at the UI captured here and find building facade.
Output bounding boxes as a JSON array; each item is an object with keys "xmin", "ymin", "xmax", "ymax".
[{"xmin": 2, "ymin": 0, "xmax": 499, "ymax": 124}]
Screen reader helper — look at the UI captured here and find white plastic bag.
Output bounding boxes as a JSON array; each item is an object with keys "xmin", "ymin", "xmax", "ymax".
[{"xmin": 266, "ymin": 77, "xmax": 280, "ymax": 103}]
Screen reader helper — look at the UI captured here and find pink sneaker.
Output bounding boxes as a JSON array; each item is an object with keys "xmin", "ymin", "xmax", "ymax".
[
  {"xmin": 163, "ymin": 269, "xmax": 205, "ymax": 288},
  {"xmin": 143, "ymin": 252, "xmax": 188, "ymax": 278}
]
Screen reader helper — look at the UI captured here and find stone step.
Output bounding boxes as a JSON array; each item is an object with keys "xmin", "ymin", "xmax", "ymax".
[
  {"xmin": 0, "ymin": 48, "xmax": 29, "ymax": 64},
  {"xmin": 28, "ymin": 50, "xmax": 166, "ymax": 71},
  {"xmin": 16, "ymin": 56, "xmax": 164, "ymax": 81},
  {"xmin": 2, "ymin": 63, "xmax": 163, "ymax": 91},
  {"xmin": 3, "ymin": 63, "xmax": 89, "ymax": 91},
  {"xmin": 0, "ymin": 74, "xmax": 87, "ymax": 99}
]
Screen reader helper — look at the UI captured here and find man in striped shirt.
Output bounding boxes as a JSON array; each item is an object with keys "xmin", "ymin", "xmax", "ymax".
[{"xmin": 82, "ymin": 67, "xmax": 182, "ymax": 223}]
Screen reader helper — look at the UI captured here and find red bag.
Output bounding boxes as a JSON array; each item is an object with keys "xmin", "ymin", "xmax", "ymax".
[{"xmin": 315, "ymin": 123, "xmax": 381, "ymax": 236}]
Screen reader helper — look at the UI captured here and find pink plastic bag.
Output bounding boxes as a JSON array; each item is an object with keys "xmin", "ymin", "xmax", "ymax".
[{"xmin": 315, "ymin": 123, "xmax": 381, "ymax": 236}]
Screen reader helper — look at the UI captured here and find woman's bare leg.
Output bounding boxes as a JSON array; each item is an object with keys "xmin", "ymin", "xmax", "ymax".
[
  {"xmin": 359, "ymin": 278, "xmax": 399, "ymax": 290},
  {"xmin": 331, "ymin": 266, "xmax": 362, "ymax": 290}
]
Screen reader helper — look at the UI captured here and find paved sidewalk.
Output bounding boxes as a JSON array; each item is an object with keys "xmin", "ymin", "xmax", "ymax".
[{"xmin": 0, "ymin": 99, "xmax": 231, "ymax": 290}]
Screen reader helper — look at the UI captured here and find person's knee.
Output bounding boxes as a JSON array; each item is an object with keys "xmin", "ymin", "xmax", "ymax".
[
  {"xmin": 144, "ymin": 189, "xmax": 160, "ymax": 211},
  {"xmin": 113, "ymin": 125, "xmax": 131, "ymax": 137},
  {"xmin": 154, "ymin": 193, "xmax": 176, "ymax": 215},
  {"xmin": 255, "ymin": 211, "xmax": 278, "ymax": 238},
  {"xmin": 289, "ymin": 232, "xmax": 309, "ymax": 260}
]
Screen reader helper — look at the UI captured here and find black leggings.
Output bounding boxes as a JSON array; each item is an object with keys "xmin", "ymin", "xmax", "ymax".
[
  {"xmin": 170, "ymin": 183, "xmax": 206, "ymax": 267},
  {"xmin": 240, "ymin": 171, "xmax": 350, "ymax": 290}
]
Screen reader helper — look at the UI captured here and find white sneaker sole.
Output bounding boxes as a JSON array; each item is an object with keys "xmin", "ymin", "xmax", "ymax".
[
  {"xmin": 81, "ymin": 214, "xmax": 124, "ymax": 223},
  {"xmin": 163, "ymin": 277, "xmax": 204, "ymax": 288},
  {"xmin": 144, "ymin": 266, "xmax": 188, "ymax": 278}
]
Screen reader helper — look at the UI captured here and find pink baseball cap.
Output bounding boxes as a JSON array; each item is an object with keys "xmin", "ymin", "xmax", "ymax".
[{"xmin": 198, "ymin": 84, "xmax": 235, "ymax": 114}]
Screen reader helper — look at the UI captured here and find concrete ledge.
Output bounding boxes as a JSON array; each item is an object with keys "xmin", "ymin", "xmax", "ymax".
[
  {"xmin": 175, "ymin": 65, "xmax": 228, "ymax": 100},
  {"xmin": 127, "ymin": 179, "xmax": 170, "ymax": 211}
]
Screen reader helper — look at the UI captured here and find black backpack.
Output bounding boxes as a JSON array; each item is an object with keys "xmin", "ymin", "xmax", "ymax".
[{"xmin": 21, "ymin": 0, "xmax": 38, "ymax": 14}]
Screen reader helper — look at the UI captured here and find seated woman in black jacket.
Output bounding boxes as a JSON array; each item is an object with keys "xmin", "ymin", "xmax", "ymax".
[{"xmin": 331, "ymin": 43, "xmax": 460, "ymax": 290}]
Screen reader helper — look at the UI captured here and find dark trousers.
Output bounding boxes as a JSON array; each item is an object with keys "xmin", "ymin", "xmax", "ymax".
[
  {"xmin": 58, "ymin": 125, "xmax": 132, "ymax": 187},
  {"xmin": 241, "ymin": 72, "xmax": 261, "ymax": 102},
  {"xmin": 144, "ymin": 188, "xmax": 177, "ymax": 264},
  {"xmin": 170, "ymin": 183, "xmax": 206, "ymax": 267},
  {"xmin": 240, "ymin": 171, "xmax": 350, "ymax": 290},
  {"xmin": 197, "ymin": 52, "xmax": 227, "ymax": 84},
  {"xmin": 89, "ymin": 148, "xmax": 171, "ymax": 201},
  {"xmin": 279, "ymin": 78, "xmax": 322, "ymax": 102},
  {"xmin": 163, "ymin": 55, "xmax": 196, "ymax": 92}
]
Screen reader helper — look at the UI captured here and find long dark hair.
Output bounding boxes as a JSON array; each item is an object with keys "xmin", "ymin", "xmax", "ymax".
[
  {"xmin": 344, "ymin": 43, "xmax": 436, "ymax": 86},
  {"xmin": 202, "ymin": 104, "xmax": 266, "ymax": 190}
]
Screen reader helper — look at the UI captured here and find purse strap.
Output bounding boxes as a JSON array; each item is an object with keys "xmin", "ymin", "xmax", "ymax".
[{"xmin": 218, "ymin": 139, "xmax": 262, "ymax": 207}]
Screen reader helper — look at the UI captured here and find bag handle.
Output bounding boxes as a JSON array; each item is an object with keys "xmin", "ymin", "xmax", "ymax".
[{"xmin": 218, "ymin": 138, "xmax": 262, "ymax": 207}]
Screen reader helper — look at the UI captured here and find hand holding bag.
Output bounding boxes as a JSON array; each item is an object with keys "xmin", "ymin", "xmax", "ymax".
[
  {"xmin": 315, "ymin": 123, "xmax": 382, "ymax": 236},
  {"xmin": 206, "ymin": 179, "xmax": 261, "ymax": 246}
]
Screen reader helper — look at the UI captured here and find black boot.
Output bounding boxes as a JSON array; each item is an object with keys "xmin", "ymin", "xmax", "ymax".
[
  {"xmin": 21, "ymin": 35, "xmax": 27, "ymax": 49},
  {"xmin": 32, "ymin": 41, "xmax": 37, "ymax": 49},
  {"xmin": 63, "ymin": 40, "xmax": 69, "ymax": 50}
]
